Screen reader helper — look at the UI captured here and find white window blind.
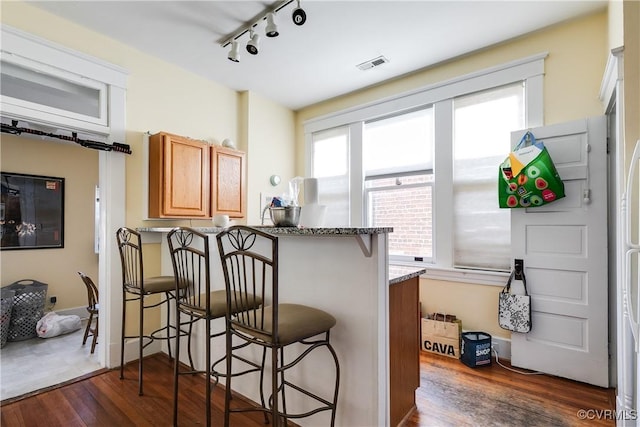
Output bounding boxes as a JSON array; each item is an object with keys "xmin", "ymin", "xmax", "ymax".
[
  {"xmin": 452, "ymin": 83, "xmax": 525, "ymax": 270},
  {"xmin": 311, "ymin": 126, "xmax": 350, "ymax": 226}
]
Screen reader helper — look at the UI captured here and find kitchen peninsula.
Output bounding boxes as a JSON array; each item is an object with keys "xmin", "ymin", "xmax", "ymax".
[{"xmin": 139, "ymin": 226, "xmax": 423, "ymax": 426}]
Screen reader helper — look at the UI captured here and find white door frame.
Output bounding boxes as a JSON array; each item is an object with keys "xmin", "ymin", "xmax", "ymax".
[
  {"xmin": 600, "ymin": 46, "xmax": 635, "ymax": 422},
  {"xmin": 97, "ymin": 107, "xmax": 126, "ymax": 370}
]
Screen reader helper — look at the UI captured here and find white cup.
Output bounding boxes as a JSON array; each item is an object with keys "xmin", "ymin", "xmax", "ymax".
[{"xmin": 213, "ymin": 214, "xmax": 229, "ymax": 227}]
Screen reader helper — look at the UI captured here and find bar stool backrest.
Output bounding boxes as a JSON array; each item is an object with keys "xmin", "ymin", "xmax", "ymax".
[
  {"xmin": 167, "ymin": 227, "xmax": 212, "ymax": 318},
  {"xmin": 116, "ymin": 227, "xmax": 147, "ymax": 294},
  {"xmin": 216, "ymin": 226, "xmax": 278, "ymax": 343}
]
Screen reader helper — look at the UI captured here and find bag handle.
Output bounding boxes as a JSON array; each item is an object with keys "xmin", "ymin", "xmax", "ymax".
[
  {"xmin": 514, "ymin": 130, "xmax": 537, "ymax": 151},
  {"xmin": 502, "ymin": 269, "xmax": 529, "ymax": 296}
]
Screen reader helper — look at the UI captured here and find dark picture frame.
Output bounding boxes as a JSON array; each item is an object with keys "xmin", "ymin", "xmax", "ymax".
[{"xmin": 1, "ymin": 172, "xmax": 65, "ymax": 250}]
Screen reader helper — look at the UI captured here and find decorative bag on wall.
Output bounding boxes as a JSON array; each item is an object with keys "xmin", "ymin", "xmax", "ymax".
[
  {"xmin": 498, "ymin": 131, "xmax": 565, "ymax": 208},
  {"xmin": 498, "ymin": 271, "xmax": 532, "ymax": 333}
]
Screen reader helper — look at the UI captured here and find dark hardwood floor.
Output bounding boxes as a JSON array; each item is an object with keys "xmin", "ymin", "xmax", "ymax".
[
  {"xmin": 1, "ymin": 351, "xmax": 616, "ymax": 426},
  {"xmin": 408, "ymin": 351, "xmax": 616, "ymax": 427}
]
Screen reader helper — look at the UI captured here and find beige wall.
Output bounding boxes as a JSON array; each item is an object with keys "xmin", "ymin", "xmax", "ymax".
[
  {"xmin": 0, "ymin": 136, "xmax": 99, "ymax": 311},
  {"xmin": 624, "ymin": 1, "xmax": 640, "ymax": 169},
  {"xmin": 241, "ymin": 91, "xmax": 297, "ymax": 225},
  {"xmin": 623, "ymin": 1, "xmax": 640, "ymax": 278},
  {"xmin": 608, "ymin": 0, "xmax": 624, "ymax": 50},
  {"xmin": 296, "ymin": 11, "xmax": 608, "ymax": 339}
]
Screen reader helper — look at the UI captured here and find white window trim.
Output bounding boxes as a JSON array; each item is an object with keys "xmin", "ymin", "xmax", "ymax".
[
  {"xmin": 304, "ymin": 53, "xmax": 547, "ymax": 286},
  {"xmin": 304, "ymin": 52, "xmax": 546, "ymax": 132},
  {"xmin": 1, "ymin": 25, "xmax": 127, "ymax": 134}
]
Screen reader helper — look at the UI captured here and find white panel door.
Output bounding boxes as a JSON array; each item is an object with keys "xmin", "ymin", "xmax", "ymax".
[{"xmin": 511, "ymin": 116, "xmax": 609, "ymax": 387}]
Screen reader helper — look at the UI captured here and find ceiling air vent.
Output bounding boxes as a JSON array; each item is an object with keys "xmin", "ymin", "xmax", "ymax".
[{"xmin": 356, "ymin": 55, "xmax": 389, "ymax": 71}]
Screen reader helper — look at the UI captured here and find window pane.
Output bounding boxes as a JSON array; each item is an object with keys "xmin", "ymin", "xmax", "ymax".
[
  {"xmin": 366, "ymin": 175, "xmax": 433, "ymax": 260},
  {"xmin": 363, "ymin": 108, "xmax": 433, "ymax": 261},
  {"xmin": 453, "ymin": 83, "xmax": 524, "ymax": 270},
  {"xmin": 364, "ymin": 108, "xmax": 433, "ymax": 176},
  {"xmin": 312, "ymin": 127, "xmax": 350, "ymax": 226},
  {"xmin": 1, "ymin": 61, "xmax": 101, "ymax": 118}
]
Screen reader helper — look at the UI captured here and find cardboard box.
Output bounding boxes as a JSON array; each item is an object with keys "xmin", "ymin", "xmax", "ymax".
[{"xmin": 421, "ymin": 317, "xmax": 462, "ymax": 359}]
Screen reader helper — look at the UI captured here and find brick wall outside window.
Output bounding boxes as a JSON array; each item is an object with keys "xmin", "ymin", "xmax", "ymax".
[{"xmin": 367, "ymin": 175, "xmax": 432, "ymax": 258}]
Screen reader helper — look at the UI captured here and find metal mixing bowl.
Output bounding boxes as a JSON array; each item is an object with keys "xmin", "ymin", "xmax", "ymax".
[{"xmin": 269, "ymin": 206, "xmax": 301, "ymax": 227}]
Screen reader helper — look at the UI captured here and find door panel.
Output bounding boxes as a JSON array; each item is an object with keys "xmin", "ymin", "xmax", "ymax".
[{"xmin": 511, "ymin": 116, "xmax": 609, "ymax": 387}]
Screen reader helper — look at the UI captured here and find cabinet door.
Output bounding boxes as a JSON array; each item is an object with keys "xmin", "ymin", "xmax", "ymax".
[
  {"xmin": 211, "ymin": 146, "xmax": 245, "ymax": 218},
  {"xmin": 149, "ymin": 132, "xmax": 210, "ymax": 218}
]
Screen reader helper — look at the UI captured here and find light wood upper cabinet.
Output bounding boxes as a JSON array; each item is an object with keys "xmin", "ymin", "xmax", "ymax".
[
  {"xmin": 211, "ymin": 146, "xmax": 246, "ymax": 218},
  {"xmin": 148, "ymin": 132, "xmax": 210, "ymax": 218}
]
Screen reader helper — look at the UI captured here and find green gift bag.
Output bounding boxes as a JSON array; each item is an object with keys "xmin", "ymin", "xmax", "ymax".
[{"xmin": 498, "ymin": 131, "xmax": 565, "ymax": 208}]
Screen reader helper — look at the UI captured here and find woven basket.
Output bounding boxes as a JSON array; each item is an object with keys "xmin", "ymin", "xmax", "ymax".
[
  {"xmin": 5, "ymin": 280, "xmax": 48, "ymax": 342},
  {"xmin": 0, "ymin": 288, "xmax": 15, "ymax": 348}
]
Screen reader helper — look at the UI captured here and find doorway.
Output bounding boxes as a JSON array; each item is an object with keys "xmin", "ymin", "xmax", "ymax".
[{"xmin": 0, "ymin": 25, "xmax": 127, "ymax": 400}]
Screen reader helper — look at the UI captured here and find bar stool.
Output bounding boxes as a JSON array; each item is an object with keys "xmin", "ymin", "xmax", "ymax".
[
  {"xmin": 77, "ymin": 272, "xmax": 99, "ymax": 354},
  {"xmin": 167, "ymin": 227, "xmax": 263, "ymax": 427},
  {"xmin": 116, "ymin": 227, "xmax": 182, "ymax": 396},
  {"xmin": 216, "ymin": 225, "xmax": 340, "ymax": 427}
]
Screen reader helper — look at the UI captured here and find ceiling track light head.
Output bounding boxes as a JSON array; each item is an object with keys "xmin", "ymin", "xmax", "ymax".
[
  {"xmin": 292, "ymin": 0, "xmax": 306, "ymax": 26},
  {"xmin": 228, "ymin": 40, "xmax": 240, "ymax": 62},
  {"xmin": 265, "ymin": 12, "xmax": 279, "ymax": 37},
  {"xmin": 246, "ymin": 29, "xmax": 260, "ymax": 55}
]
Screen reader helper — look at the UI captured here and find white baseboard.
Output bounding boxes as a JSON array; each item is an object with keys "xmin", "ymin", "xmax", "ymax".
[
  {"xmin": 122, "ymin": 338, "xmax": 162, "ymax": 365},
  {"xmin": 50, "ymin": 305, "xmax": 88, "ymax": 319},
  {"xmin": 490, "ymin": 335, "xmax": 511, "ymax": 360},
  {"xmin": 51, "ymin": 306, "xmax": 161, "ymax": 367}
]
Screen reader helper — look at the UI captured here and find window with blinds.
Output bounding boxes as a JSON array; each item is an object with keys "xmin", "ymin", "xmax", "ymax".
[
  {"xmin": 305, "ymin": 54, "xmax": 543, "ymax": 281},
  {"xmin": 452, "ymin": 83, "xmax": 525, "ymax": 270},
  {"xmin": 311, "ymin": 126, "xmax": 350, "ymax": 226},
  {"xmin": 364, "ymin": 108, "xmax": 434, "ymax": 263}
]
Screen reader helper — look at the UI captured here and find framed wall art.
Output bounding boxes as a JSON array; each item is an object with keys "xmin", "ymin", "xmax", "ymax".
[{"xmin": 1, "ymin": 172, "xmax": 64, "ymax": 250}]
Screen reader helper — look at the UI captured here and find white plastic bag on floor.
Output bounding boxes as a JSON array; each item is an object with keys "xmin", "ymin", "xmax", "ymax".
[{"xmin": 36, "ymin": 312, "xmax": 82, "ymax": 338}]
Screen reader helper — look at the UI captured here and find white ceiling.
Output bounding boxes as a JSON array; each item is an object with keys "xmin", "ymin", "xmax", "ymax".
[{"xmin": 28, "ymin": 0, "xmax": 606, "ymax": 110}]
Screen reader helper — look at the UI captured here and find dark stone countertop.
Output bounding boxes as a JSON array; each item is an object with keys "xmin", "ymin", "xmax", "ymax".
[
  {"xmin": 138, "ymin": 226, "xmax": 392, "ymax": 235},
  {"xmin": 389, "ymin": 265, "xmax": 426, "ymax": 285}
]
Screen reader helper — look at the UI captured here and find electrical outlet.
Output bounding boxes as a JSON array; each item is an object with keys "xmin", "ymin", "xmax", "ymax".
[{"xmin": 50, "ymin": 296, "xmax": 57, "ymax": 304}]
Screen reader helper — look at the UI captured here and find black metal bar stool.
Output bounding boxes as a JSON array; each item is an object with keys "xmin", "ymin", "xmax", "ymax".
[
  {"xmin": 217, "ymin": 225, "xmax": 340, "ymax": 427},
  {"xmin": 167, "ymin": 227, "xmax": 263, "ymax": 426},
  {"xmin": 116, "ymin": 227, "xmax": 184, "ymax": 396}
]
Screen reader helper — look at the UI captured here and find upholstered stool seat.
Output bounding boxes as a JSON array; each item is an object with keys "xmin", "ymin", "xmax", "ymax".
[
  {"xmin": 187, "ymin": 290, "xmax": 262, "ymax": 318},
  {"xmin": 242, "ymin": 303, "xmax": 336, "ymax": 345},
  {"xmin": 132, "ymin": 276, "xmax": 175, "ymax": 294}
]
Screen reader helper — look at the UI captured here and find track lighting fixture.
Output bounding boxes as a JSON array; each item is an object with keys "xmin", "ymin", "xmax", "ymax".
[
  {"xmin": 246, "ymin": 29, "xmax": 260, "ymax": 55},
  {"xmin": 221, "ymin": 0, "xmax": 308, "ymax": 63},
  {"xmin": 227, "ymin": 40, "xmax": 240, "ymax": 62},
  {"xmin": 265, "ymin": 13, "xmax": 279, "ymax": 37},
  {"xmin": 292, "ymin": 0, "xmax": 306, "ymax": 26}
]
